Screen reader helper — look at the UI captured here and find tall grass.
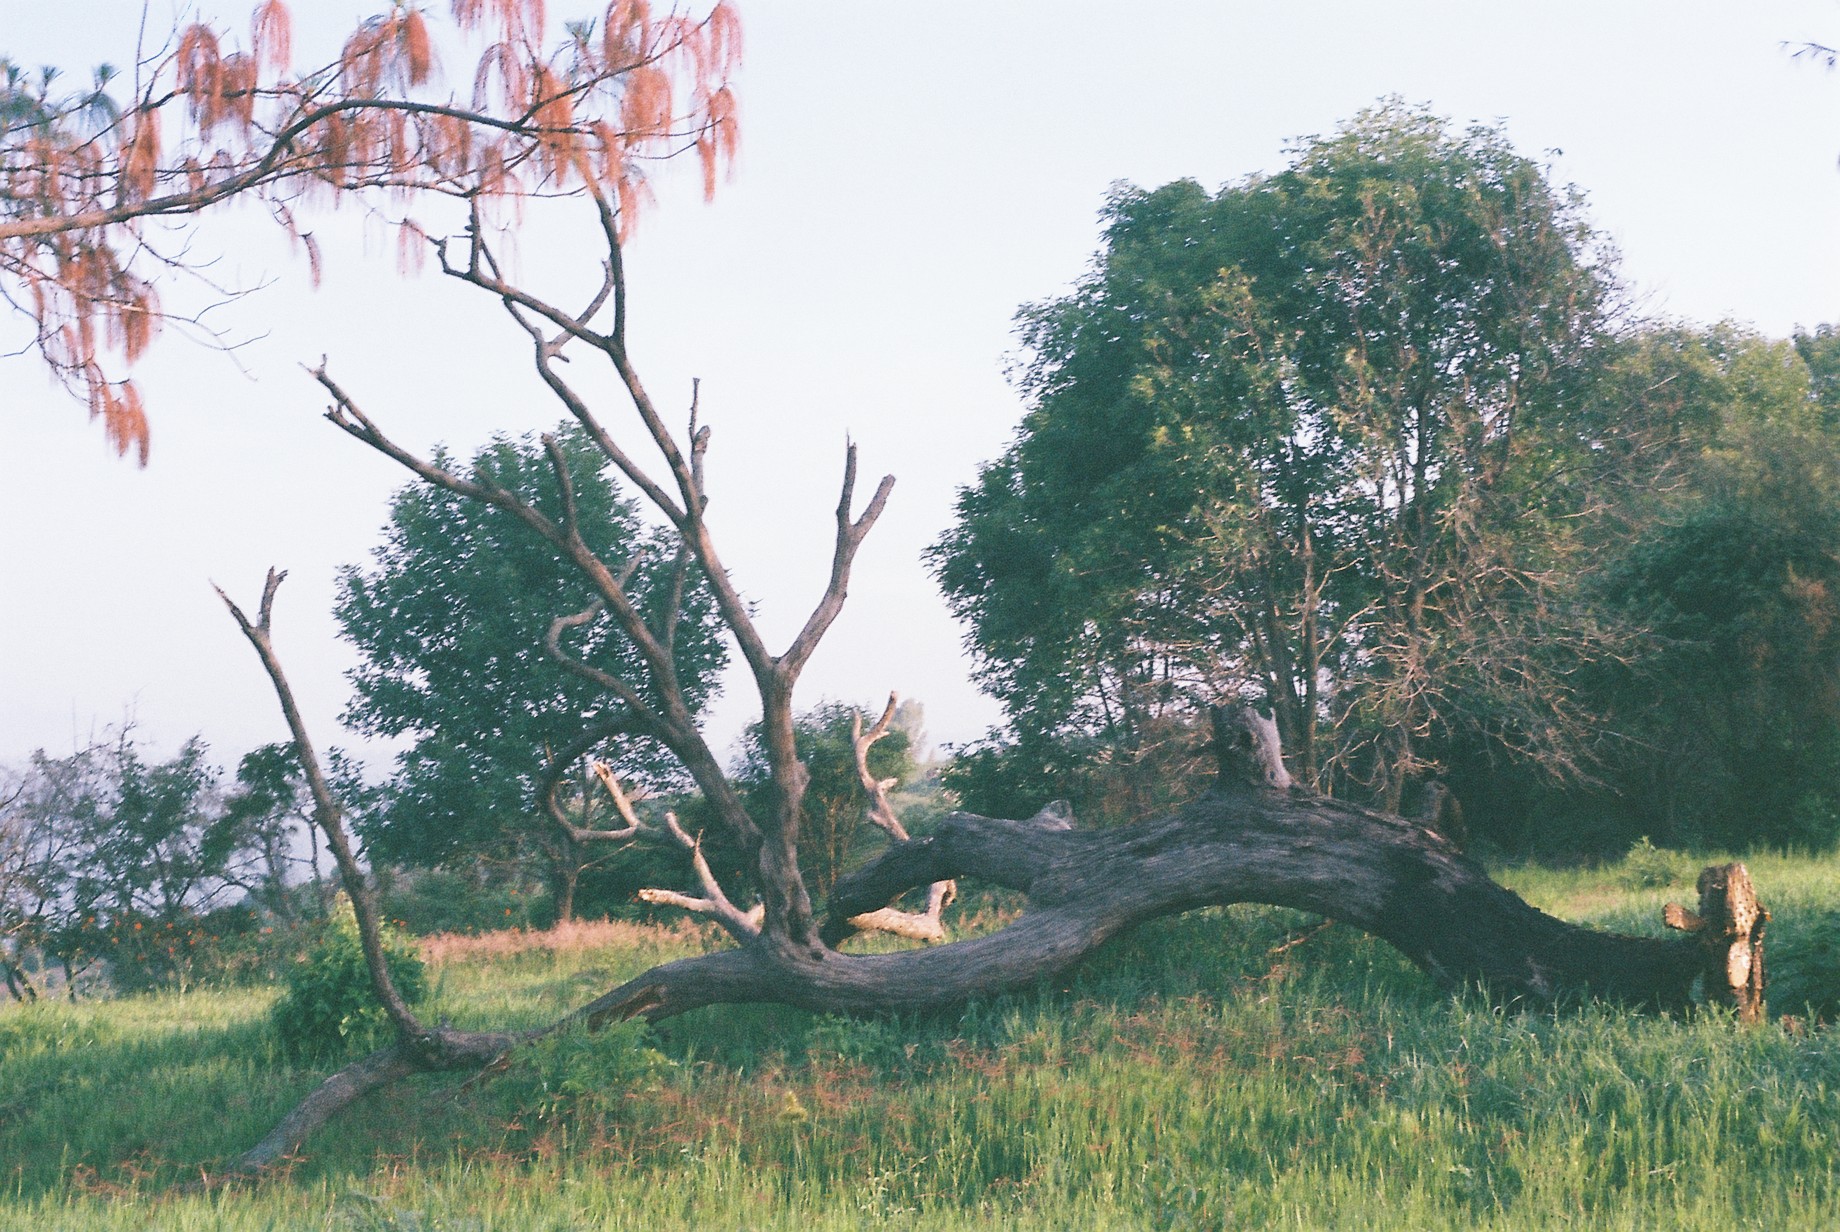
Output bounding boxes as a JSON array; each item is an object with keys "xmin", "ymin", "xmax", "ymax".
[{"xmin": 4, "ymin": 849, "xmax": 1839, "ymax": 1229}]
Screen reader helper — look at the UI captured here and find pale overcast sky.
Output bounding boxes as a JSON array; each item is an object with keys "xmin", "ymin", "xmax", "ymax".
[{"xmin": 3, "ymin": 1, "xmax": 1838, "ymax": 775}]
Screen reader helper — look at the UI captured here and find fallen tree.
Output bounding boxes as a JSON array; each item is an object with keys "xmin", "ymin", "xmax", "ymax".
[
  {"xmin": 221, "ymin": 570, "xmax": 1769, "ymax": 1172},
  {"xmin": 168, "ymin": 2, "xmax": 1765, "ymax": 1174},
  {"xmin": 0, "ymin": 0, "xmax": 1769, "ymax": 1177}
]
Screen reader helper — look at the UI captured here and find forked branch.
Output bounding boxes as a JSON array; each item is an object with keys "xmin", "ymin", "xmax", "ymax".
[
  {"xmin": 780, "ymin": 443, "xmax": 896, "ymax": 682},
  {"xmin": 840, "ymin": 693, "xmax": 956, "ymax": 944},
  {"xmin": 635, "ymin": 809, "xmax": 765, "ymax": 942}
]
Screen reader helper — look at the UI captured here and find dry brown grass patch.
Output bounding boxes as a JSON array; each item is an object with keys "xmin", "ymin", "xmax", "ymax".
[{"xmin": 419, "ymin": 917, "xmax": 712, "ymax": 965}]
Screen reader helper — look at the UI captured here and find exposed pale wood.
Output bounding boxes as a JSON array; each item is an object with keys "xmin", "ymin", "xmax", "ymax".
[
  {"xmin": 1683, "ymin": 863, "xmax": 1769, "ymax": 1024},
  {"xmin": 839, "ymin": 692, "xmax": 956, "ymax": 945},
  {"xmin": 635, "ymin": 812, "xmax": 764, "ymax": 942},
  {"xmin": 216, "ymin": 97, "xmax": 1778, "ymax": 1171},
  {"xmin": 852, "ymin": 695, "xmax": 910, "ymax": 841},
  {"xmin": 227, "ymin": 646, "xmax": 1775, "ymax": 1174}
]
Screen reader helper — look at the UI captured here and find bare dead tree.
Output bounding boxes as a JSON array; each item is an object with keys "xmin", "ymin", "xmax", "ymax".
[{"xmin": 216, "ymin": 180, "xmax": 1770, "ymax": 1164}]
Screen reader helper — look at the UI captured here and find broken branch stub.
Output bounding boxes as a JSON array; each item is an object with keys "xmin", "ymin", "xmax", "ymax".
[
  {"xmin": 1665, "ymin": 862, "xmax": 1769, "ymax": 1024},
  {"xmin": 837, "ymin": 692, "xmax": 956, "ymax": 945}
]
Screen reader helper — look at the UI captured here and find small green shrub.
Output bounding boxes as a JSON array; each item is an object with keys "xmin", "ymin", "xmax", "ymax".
[
  {"xmin": 271, "ymin": 904, "xmax": 426, "ymax": 1058},
  {"xmin": 1617, "ymin": 835, "xmax": 1685, "ymax": 889},
  {"xmin": 509, "ymin": 1018, "xmax": 674, "ymax": 1124}
]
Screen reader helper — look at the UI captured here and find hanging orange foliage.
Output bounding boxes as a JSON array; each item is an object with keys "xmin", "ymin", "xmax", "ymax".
[
  {"xmin": 1, "ymin": 1, "xmax": 743, "ymax": 464},
  {"xmin": 250, "ymin": 0, "xmax": 293, "ymax": 73}
]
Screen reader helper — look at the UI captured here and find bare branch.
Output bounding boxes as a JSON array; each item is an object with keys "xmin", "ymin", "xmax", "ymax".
[
  {"xmin": 844, "ymin": 893, "xmax": 953, "ymax": 945},
  {"xmin": 780, "ymin": 441, "xmax": 896, "ymax": 681},
  {"xmin": 544, "ymin": 259, "xmax": 618, "ymax": 359},
  {"xmin": 214, "ymin": 569, "xmax": 421, "ymax": 1039},
  {"xmin": 533, "ymin": 714, "xmax": 645, "ymax": 847},
  {"xmin": 586, "ymin": 761, "xmax": 648, "ymax": 839},
  {"xmin": 852, "ymin": 693, "xmax": 909, "ymax": 841},
  {"xmin": 316, "ymin": 363, "xmax": 694, "ymax": 732},
  {"xmin": 837, "ymin": 692, "xmax": 957, "ymax": 945},
  {"xmin": 541, "ymin": 599, "xmax": 661, "ymax": 730},
  {"xmin": 436, "ymin": 233, "xmax": 613, "ymax": 358},
  {"xmin": 636, "ymin": 812, "xmax": 763, "ymax": 942},
  {"xmin": 541, "ymin": 432, "xmax": 583, "ymax": 541},
  {"xmin": 479, "ymin": 265, "xmax": 689, "ymax": 526}
]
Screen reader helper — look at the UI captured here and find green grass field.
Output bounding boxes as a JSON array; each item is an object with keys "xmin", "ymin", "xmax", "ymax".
[{"xmin": 5, "ymin": 850, "xmax": 1840, "ymax": 1230}]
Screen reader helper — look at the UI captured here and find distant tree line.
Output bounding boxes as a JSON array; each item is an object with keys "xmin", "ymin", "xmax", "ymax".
[{"xmin": 0, "ymin": 729, "xmax": 338, "ymax": 997}]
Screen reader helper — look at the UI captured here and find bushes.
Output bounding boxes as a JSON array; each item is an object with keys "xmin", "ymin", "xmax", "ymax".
[
  {"xmin": 378, "ymin": 867, "xmax": 553, "ymax": 935},
  {"xmin": 505, "ymin": 1019, "xmax": 674, "ymax": 1125},
  {"xmin": 1616, "ymin": 837, "xmax": 1690, "ymax": 890},
  {"xmin": 271, "ymin": 905, "xmax": 426, "ymax": 1058}
]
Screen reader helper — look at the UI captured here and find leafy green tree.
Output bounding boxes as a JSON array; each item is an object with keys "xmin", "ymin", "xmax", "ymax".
[
  {"xmin": 1, "ymin": 729, "xmax": 291, "ymax": 991},
  {"xmin": 1430, "ymin": 325, "xmax": 1840, "ymax": 855},
  {"xmin": 336, "ymin": 423, "xmax": 728, "ymax": 918},
  {"xmin": 1791, "ymin": 324, "xmax": 1840, "ymax": 441},
  {"xmin": 66, "ymin": 736, "xmax": 237, "ymax": 926},
  {"xmin": 935, "ymin": 101, "xmax": 1615, "ymax": 813},
  {"xmin": 1585, "ymin": 330, "xmax": 1840, "ymax": 850}
]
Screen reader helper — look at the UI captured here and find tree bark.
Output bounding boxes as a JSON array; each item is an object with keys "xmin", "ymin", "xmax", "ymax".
[
  {"xmin": 569, "ymin": 711, "xmax": 1769, "ymax": 1030},
  {"xmin": 236, "ymin": 1028, "xmax": 528, "ymax": 1172},
  {"xmin": 554, "ymin": 860, "xmax": 579, "ymax": 924},
  {"xmin": 2, "ymin": 958, "xmax": 35, "ymax": 1003},
  {"xmin": 226, "ymin": 727, "xmax": 1769, "ymax": 1169}
]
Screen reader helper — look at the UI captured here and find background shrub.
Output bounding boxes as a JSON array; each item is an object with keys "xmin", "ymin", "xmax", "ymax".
[{"xmin": 271, "ymin": 904, "xmax": 426, "ymax": 1058}]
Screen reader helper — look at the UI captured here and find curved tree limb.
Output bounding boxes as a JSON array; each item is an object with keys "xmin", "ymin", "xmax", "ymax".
[
  {"xmin": 215, "ymin": 570, "xmax": 421, "ymax": 1041},
  {"xmin": 235, "ymin": 1027, "xmax": 528, "ymax": 1172},
  {"xmin": 225, "ymin": 688, "xmax": 1770, "ymax": 1171},
  {"xmin": 217, "ymin": 571, "xmax": 573, "ymax": 1174},
  {"xmin": 534, "ymin": 717, "xmax": 648, "ymax": 847},
  {"xmin": 838, "ymin": 693, "xmax": 955, "ymax": 944},
  {"xmin": 822, "ymin": 708, "xmax": 1767, "ymax": 1018}
]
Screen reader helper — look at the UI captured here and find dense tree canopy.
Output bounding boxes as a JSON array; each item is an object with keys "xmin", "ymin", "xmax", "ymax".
[
  {"xmin": 935, "ymin": 102, "xmax": 1617, "ymax": 814},
  {"xmin": 1449, "ymin": 326, "xmax": 1840, "ymax": 855},
  {"xmin": 335, "ymin": 423, "xmax": 727, "ymax": 916}
]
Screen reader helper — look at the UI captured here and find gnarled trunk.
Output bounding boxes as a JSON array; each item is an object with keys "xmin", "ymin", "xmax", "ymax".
[{"xmin": 226, "ymin": 703, "xmax": 1769, "ymax": 1172}]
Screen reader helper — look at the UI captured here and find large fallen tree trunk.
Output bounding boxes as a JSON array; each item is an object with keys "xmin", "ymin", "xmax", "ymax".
[
  {"xmin": 217, "ymin": 180, "xmax": 1768, "ymax": 1174},
  {"xmin": 576, "ymin": 708, "xmax": 1768, "ymax": 1029},
  {"xmin": 223, "ymin": 670, "xmax": 1769, "ymax": 1172}
]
